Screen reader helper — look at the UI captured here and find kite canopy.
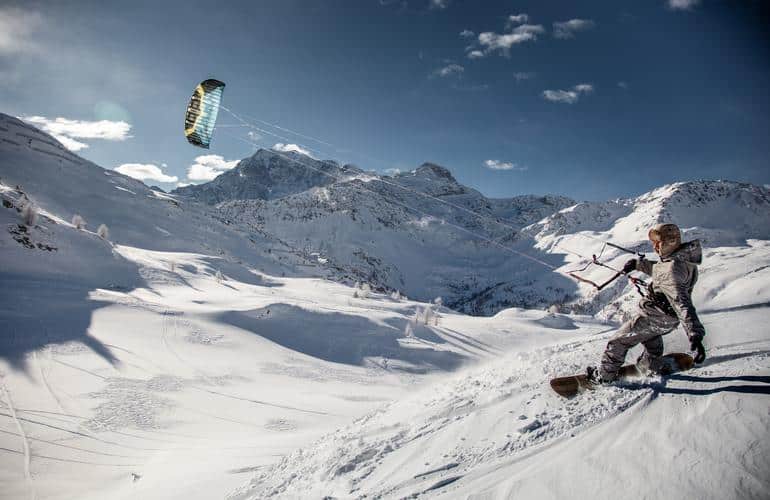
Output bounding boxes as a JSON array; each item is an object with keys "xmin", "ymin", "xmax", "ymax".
[{"xmin": 184, "ymin": 79, "xmax": 225, "ymax": 149}]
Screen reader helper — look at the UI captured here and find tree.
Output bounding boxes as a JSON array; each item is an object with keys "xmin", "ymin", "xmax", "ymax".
[
  {"xmin": 72, "ymin": 214, "xmax": 86, "ymax": 230},
  {"xmin": 21, "ymin": 202, "xmax": 37, "ymax": 226}
]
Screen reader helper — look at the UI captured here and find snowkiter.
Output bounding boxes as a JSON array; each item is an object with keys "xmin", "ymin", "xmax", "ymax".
[{"xmin": 588, "ymin": 223, "xmax": 707, "ymax": 383}]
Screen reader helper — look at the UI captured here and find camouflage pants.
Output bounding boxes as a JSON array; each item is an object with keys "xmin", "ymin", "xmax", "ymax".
[{"xmin": 600, "ymin": 299, "xmax": 680, "ymax": 380}]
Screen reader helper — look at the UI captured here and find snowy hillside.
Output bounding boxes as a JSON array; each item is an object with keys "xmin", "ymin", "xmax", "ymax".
[
  {"xmin": 0, "ymin": 114, "xmax": 321, "ymax": 276},
  {"xmin": 1, "ymin": 112, "xmax": 768, "ymax": 500},
  {"xmin": 228, "ymin": 181, "xmax": 770, "ymax": 500}
]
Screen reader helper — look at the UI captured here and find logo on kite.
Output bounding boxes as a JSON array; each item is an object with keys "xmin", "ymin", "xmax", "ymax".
[{"xmin": 184, "ymin": 79, "xmax": 225, "ymax": 149}]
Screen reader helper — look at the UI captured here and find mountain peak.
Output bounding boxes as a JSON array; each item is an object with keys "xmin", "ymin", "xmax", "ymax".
[{"xmin": 413, "ymin": 163, "xmax": 456, "ymax": 182}]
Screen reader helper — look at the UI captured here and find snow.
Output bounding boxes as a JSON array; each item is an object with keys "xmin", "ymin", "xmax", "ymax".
[{"xmin": 1, "ymin": 113, "xmax": 769, "ymax": 499}]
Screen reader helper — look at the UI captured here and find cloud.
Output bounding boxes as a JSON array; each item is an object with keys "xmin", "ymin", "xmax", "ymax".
[
  {"xmin": 429, "ymin": 0, "xmax": 449, "ymax": 10},
  {"xmin": 272, "ymin": 143, "xmax": 315, "ymax": 158},
  {"xmin": 21, "ymin": 115, "xmax": 132, "ymax": 151},
  {"xmin": 467, "ymin": 50, "xmax": 485, "ymax": 60},
  {"xmin": 668, "ymin": 0, "xmax": 700, "ymax": 10},
  {"xmin": 553, "ymin": 19, "xmax": 596, "ymax": 39},
  {"xmin": 506, "ymin": 14, "xmax": 529, "ymax": 27},
  {"xmin": 182, "ymin": 154, "xmax": 238, "ymax": 183},
  {"xmin": 514, "ymin": 71, "xmax": 536, "ymax": 81},
  {"xmin": 478, "ymin": 24, "xmax": 545, "ymax": 56},
  {"xmin": 384, "ymin": 168, "xmax": 402, "ymax": 176},
  {"xmin": 542, "ymin": 83, "xmax": 593, "ymax": 104},
  {"xmin": 573, "ymin": 83, "xmax": 593, "ymax": 93},
  {"xmin": 55, "ymin": 136, "xmax": 90, "ymax": 152},
  {"xmin": 432, "ymin": 63, "xmax": 464, "ymax": 78},
  {"xmin": 115, "ymin": 163, "xmax": 178, "ymax": 183},
  {"xmin": 0, "ymin": 7, "xmax": 43, "ymax": 55},
  {"xmin": 484, "ymin": 160, "xmax": 527, "ymax": 171},
  {"xmin": 460, "ymin": 29, "xmax": 475, "ymax": 38},
  {"xmin": 618, "ymin": 81, "xmax": 628, "ymax": 89},
  {"xmin": 22, "ymin": 116, "xmax": 132, "ymax": 140},
  {"xmin": 186, "ymin": 154, "xmax": 240, "ymax": 182}
]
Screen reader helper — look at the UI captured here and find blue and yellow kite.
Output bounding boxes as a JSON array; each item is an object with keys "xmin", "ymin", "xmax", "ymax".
[{"xmin": 184, "ymin": 79, "xmax": 225, "ymax": 149}]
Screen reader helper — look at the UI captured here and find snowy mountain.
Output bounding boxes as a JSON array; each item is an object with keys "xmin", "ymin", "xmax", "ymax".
[
  {"xmin": 1, "ymin": 112, "xmax": 768, "ymax": 500},
  {"xmin": 176, "ymin": 148, "xmax": 575, "ymax": 314},
  {"xmin": 173, "ymin": 149, "xmax": 362, "ymax": 204}
]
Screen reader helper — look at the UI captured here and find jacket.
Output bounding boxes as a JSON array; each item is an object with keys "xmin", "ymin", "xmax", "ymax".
[{"xmin": 636, "ymin": 240, "xmax": 706, "ymax": 341}]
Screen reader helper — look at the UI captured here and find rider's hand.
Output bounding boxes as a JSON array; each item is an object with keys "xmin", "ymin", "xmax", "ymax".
[
  {"xmin": 690, "ymin": 337, "xmax": 706, "ymax": 364},
  {"xmin": 622, "ymin": 258, "xmax": 637, "ymax": 274}
]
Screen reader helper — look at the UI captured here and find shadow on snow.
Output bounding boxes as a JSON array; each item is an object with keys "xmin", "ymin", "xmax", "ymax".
[{"xmin": 218, "ymin": 303, "xmax": 466, "ymax": 372}]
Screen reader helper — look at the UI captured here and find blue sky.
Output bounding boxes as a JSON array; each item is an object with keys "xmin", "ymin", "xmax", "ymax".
[{"xmin": 1, "ymin": 0, "xmax": 768, "ymax": 200}]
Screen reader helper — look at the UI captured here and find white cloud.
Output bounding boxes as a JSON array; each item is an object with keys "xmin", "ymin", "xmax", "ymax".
[
  {"xmin": 542, "ymin": 83, "xmax": 593, "ymax": 104},
  {"xmin": 514, "ymin": 71, "xmax": 536, "ymax": 81},
  {"xmin": 115, "ymin": 163, "xmax": 178, "ymax": 183},
  {"xmin": 467, "ymin": 50, "xmax": 485, "ymax": 60},
  {"xmin": 668, "ymin": 0, "xmax": 700, "ymax": 10},
  {"xmin": 460, "ymin": 29, "xmax": 475, "ymax": 38},
  {"xmin": 186, "ymin": 154, "xmax": 240, "ymax": 182},
  {"xmin": 484, "ymin": 160, "xmax": 528, "ymax": 171},
  {"xmin": 543, "ymin": 90, "xmax": 580, "ymax": 104},
  {"xmin": 21, "ymin": 115, "xmax": 132, "ymax": 151},
  {"xmin": 573, "ymin": 83, "xmax": 594, "ymax": 93},
  {"xmin": 272, "ymin": 143, "xmax": 315, "ymax": 158},
  {"xmin": 21, "ymin": 116, "xmax": 132, "ymax": 141},
  {"xmin": 187, "ymin": 164, "xmax": 223, "ymax": 182},
  {"xmin": 55, "ymin": 136, "xmax": 90, "ymax": 152},
  {"xmin": 478, "ymin": 24, "xmax": 545, "ymax": 56},
  {"xmin": 429, "ymin": 0, "xmax": 449, "ymax": 10},
  {"xmin": 507, "ymin": 14, "xmax": 529, "ymax": 26},
  {"xmin": 384, "ymin": 168, "xmax": 402, "ymax": 176},
  {"xmin": 553, "ymin": 19, "xmax": 596, "ymax": 39},
  {"xmin": 433, "ymin": 63, "xmax": 464, "ymax": 78},
  {"xmin": 177, "ymin": 182, "xmax": 192, "ymax": 188},
  {"xmin": 0, "ymin": 7, "xmax": 43, "ymax": 55},
  {"xmin": 618, "ymin": 81, "xmax": 629, "ymax": 89}
]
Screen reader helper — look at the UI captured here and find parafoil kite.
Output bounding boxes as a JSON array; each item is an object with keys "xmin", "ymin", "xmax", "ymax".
[{"xmin": 184, "ymin": 79, "xmax": 225, "ymax": 149}]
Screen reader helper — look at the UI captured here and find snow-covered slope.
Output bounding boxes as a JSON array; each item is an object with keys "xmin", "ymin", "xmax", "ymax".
[
  {"xmin": 0, "ymin": 114, "xmax": 318, "ymax": 275},
  {"xmin": 2, "ymin": 112, "xmax": 768, "ymax": 500},
  {"xmin": 230, "ymin": 245, "xmax": 770, "ymax": 500}
]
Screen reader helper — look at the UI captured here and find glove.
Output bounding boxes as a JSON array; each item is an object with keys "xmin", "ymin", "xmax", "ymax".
[
  {"xmin": 690, "ymin": 337, "xmax": 706, "ymax": 364},
  {"xmin": 622, "ymin": 258, "xmax": 637, "ymax": 274}
]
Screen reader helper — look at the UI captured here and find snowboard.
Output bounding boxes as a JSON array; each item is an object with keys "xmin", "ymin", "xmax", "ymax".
[{"xmin": 550, "ymin": 352, "xmax": 695, "ymax": 398}]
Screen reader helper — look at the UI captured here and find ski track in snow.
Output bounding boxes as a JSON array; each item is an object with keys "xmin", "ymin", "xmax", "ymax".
[{"xmin": 1, "ymin": 378, "xmax": 37, "ymax": 499}]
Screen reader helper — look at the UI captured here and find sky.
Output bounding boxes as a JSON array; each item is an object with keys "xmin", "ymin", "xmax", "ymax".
[{"xmin": 1, "ymin": 0, "xmax": 768, "ymax": 201}]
